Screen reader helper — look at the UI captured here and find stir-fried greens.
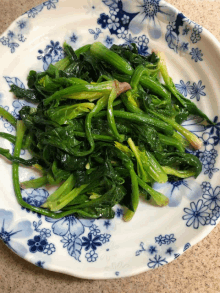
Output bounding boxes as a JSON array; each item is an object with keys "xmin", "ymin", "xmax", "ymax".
[{"xmin": 0, "ymin": 41, "xmax": 212, "ymax": 221}]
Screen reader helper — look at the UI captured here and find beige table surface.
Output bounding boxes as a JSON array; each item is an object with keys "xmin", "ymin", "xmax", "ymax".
[{"xmin": 0, "ymin": 0, "xmax": 220, "ymax": 292}]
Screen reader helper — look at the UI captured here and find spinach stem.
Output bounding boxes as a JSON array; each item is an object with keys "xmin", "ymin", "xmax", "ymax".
[
  {"xmin": 107, "ymin": 87, "xmax": 125, "ymax": 142},
  {"xmin": 0, "ymin": 107, "xmax": 17, "ymax": 127},
  {"xmin": 20, "ymin": 176, "xmax": 48, "ymax": 189}
]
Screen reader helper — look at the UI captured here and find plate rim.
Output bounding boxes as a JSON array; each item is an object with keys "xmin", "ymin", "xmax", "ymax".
[{"xmin": 0, "ymin": 0, "xmax": 220, "ymax": 280}]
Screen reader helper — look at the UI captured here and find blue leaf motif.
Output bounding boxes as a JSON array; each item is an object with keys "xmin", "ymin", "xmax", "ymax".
[
  {"xmin": 174, "ymin": 253, "xmax": 180, "ymax": 259},
  {"xmin": 102, "ymin": 0, "xmax": 118, "ymax": 9},
  {"xmin": 4, "ymin": 77, "xmax": 25, "ymax": 89},
  {"xmin": 183, "ymin": 243, "xmax": 191, "ymax": 251},
  {"xmin": 165, "ymin": 24, "xmax": 178, "ymax": 53},
  {"xmin": 67, "ymin": 237, "xmax": 82, "ymax": 261},
  {"xmin": 35, "ymin": 4, "xmax": 44, "ymax": 12},
  {"xmin": 89, "ymin": 29, "xmax": 95, "ymax": 34},
  {"xmin": 33, "ymin": 221, "xmax": 38, "ymax": 229},
  {"xmin": 9, "ymin": 43, "xmax": 19, "ymax": 53}
]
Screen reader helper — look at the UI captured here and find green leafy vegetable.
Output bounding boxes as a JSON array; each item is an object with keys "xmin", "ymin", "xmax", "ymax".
[{"xmin": 0, "ymin": 41, "xmax": 213, "ymax": 221}]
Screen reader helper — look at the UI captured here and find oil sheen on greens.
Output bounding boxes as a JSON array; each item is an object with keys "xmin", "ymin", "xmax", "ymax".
[{"xmin": 0, "ymin": 41, "xmax": 211, "ymax": 221}]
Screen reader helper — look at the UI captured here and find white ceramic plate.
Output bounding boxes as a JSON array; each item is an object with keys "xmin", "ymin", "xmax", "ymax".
[{"xmin": 0, "ymin": 0, "xmax": 220, "ymax": 279}]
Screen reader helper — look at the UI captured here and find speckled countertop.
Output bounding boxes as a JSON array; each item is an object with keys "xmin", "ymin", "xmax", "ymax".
[{"xmin": 0, "ymin": 1, "xmax": 220, "ymax": 292}]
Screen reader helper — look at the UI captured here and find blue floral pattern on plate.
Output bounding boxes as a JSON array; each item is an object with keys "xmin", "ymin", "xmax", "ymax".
[
  {"xmin": 165, "ymin": 12, "xmax": 204, "ymax": 62},
  {"xmin": 27, "ymin": 220, "xmax": 56, "ymax": 255},
  {"xmin": 0, "ymin": 0, "xmax": 220, "ymax": 279},
  {"xmin": 46, "ymin": 216, "xmax": 111, "ymax": 262},
  {"xmin": 135, "ymin": 233, "xmax": 191, "ymax": 270},
  {"xmin": 37, "ymin": 40, "xmax": 64, "ymax": 71},
  {"xmin": 0, "ymin": 18, "xmax": 30, "ymax": 53},
  {"xmin": 183, "ymin": 182, "xmax": 220, "ymax": 229},
  {"xmin": 0, "ymin": 209, "xmax": 33, "ymax": 257},
  {"xmin": 24, "ymin": 0, "xmax": 59, "ymax": 18}
]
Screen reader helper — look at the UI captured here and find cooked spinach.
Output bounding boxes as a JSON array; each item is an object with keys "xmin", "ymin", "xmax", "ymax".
[{"xmin": 0, "ymin": 41, "xmax": 212, "ymax": 221}]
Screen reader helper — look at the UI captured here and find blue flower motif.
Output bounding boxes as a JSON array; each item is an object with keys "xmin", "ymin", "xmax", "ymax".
[
  {"xmin": 89, "ymin": 224, "xmax": 100, "ymax": 236},
  {"xmin": 122, "ymin": 14, "xmax": 130, "ymax": 24},
  {"xmin": 46, "ymin": 215, "xmax": 94, "ymax": 238},
  {"xmin": 17, "ymin": 20, "xmax": 27, "ymax": 30},
  {"xmin": 7, "ymin": 31, "xmax": 15, "ymax": 39},
  {"xmin": 0, "ymin": 209, "xmax": 33, "ymax": 257},
  {"xmin": 191, "ymin": 32, "xmax": 201, "ymax": 44},
  {"xmin": 40, "ymin": 228, "xmax": 51, "ymax": 239},
  {"xmin": 22, "ymin": 188, "xmax": 49, "ymax": 208},
  {"xmin": 82, "ymin": 233, "xmax": 102, "ymax": 251},
  {"xmin": 138, "ymin": 44, "xmax": 149, "ymax": 56},
  {"xmin": 117, "ymin": 27, "xmax": 128, "ymax": 39},
  {"xmin": 155, "ymin": 235, "xmax": 166, "ymax": 246},
  {"xmin": 148, "ymin": 246, "xmax": 157, "ymax": 255},
  {"xmin": 124, "ymin": 34, "xmax": 137, "ymax": 46},
  {"xmin": 115, "ymin": 208, "xmax": 123, "ymax": 218},
  {"xmin": 175, "ymin": 80, "xmax": 191, "ymax": 97},
  {"xmin": 188, "ymin": 80, "xmax": 206, "ymax": 101},
  {"xmin": 97, "ymin": 13, "xmax": 110, "ymax": 29},
  {"xmin": 193, "ymin": 24, "xmax": 203, "ymax": 34},
  {"xmin": 107, "ymin": 15, "xmax": 120, "ymax": 31},
  {"xmin": 85, "ymin": 250, "xmax": 98, "ymax": 262},
  {"xmin": 104, "ymin": 220, "xmax": 111, "ymax": 229},
  {"xmin": 183, "ymin": 199, "xmax": 209, "ymax": 229},
  {"xmin": 201, "ymin": 132, "xmax": 215, "ymax": 151},
  {"xmin": 166, "ymin": 21, "xmax": 176, "ymax": 32},
  {"xmin": 127, "ymin": 0, "xmax": 176, "ymax": 39},
  {"xmin": 206, "ymin": 116, "xmax": 220, "ymax": 135},
  {"xmin": 199, "ymin": 149, "xmax": 219, "ymax": 179},
  {"xmin": 180, "ymin": 42, "xmax": 189, "ymax": 52},
  {"xmin": 190, "ymin": 48, "xmax": 203, "ymax": 62},
  {"xmin": 0, "ymin": 37, "xmax": 9, "ymax": 46},
  {"xmin": 153, "ymin": 179, "xmax": 202, "ymax": 207},
  {"xmin": 203, "ymin": 186, "xmax": 220, "ymax": 210},
  {"xmin": 70, "ymin": 33, "xmax": 78, "ymax": 43},
  {"xmin": 201, "ymin": 182, "xmax": 212, "ymax": 193},
  {"xmin": 155, "ymin": 234, "xmax": 176, "ymax": 246},
  {"xmin": 166, "ymin": 247, "xmax": 174, "ymax": 255},
  {"xmin": 100, "ymin": 233, "xmax": 111, "ymax": 244},
  {"xmin": 27, "ymin": 236, "xmax": 48, "ymax": 253},
  {"xmin": 105, "ymin": 36, "xmax": 114, "ymax": 47},
  {"xmin": 61, "ymin": 233, "xmax": 74, "ymax": 248},
  {"xmin": 182, "ymin": 25, "xmax": 190, "ymax": 35},
  {"xmin": 164, "ymin": 234, "xmax": 176, "ymax": 245},
  {"xmin": 43, "ymin": 243, "xmax": 56, "ymax": 255},
  {"xmin": 147, "ymin": 255, "xmax": 168, "ymax": 269},
  {"xmin": 210, "ymin": 207, "xmax": 220, "ymax": 224},
  {"xmin": 110, "ymin": 8, "xmax": 119, "ymax": 16},
  {"xmin": 45, "ymin": 40, "xmax": 62, "ymax": 56},
  {"xmin": 24, "ymin": 4, "xmax": 44, "ymax": 18},
  {"xmin": 43, "ymin": 0, "xmax": 58, "ymax": 10},
  {"xmin": 137, "ymin": 34, "xmax": 149, "ymax": 47},
  {"xmin": 35, "ymin": 261, "xmax": 45, "ymax": 268},
  {"xmin": 37, "ymin": 40, "xmax": 64, "ymax": 70}
]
